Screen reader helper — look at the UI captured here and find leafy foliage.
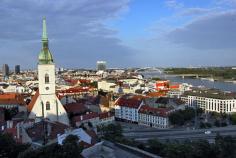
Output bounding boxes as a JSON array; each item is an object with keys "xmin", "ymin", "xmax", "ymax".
[
  {"xmin": 169, "ymin": 108, "xmax": 196, "ymax": 126},
  {"xmin": 165, "ymin": 67, "xmax": 236, "ymax": 80},
  {"xmin": 0, "ymin": 133, "xmax": 29, "ymax": 158},
  {"xmin": 230, "ymin": 113, "xmax": 236, "ymax": 125},
  {"xmin": 18, "ymin": 135, "xmax": 83, "ymax": 158},
  {"xmin": 98, "ymin": 123, "xmax": 123, "ymax": 141},
  {"xmin": 146, "ymin": 136, "xmax": 236, "ymax": 158}
]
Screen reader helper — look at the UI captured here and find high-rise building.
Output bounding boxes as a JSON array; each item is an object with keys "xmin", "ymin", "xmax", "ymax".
[
  {"xmin": 2, "ymin": 64, "xmax": 9, "ymax": 77},
  {"xmin": 97, "ymin": 61, "xmax": 106, "ymax": 71},
  {"xmin": 28, "ymin": 18, "xmax": 69, "ymax": 125},
  {"xmin": 15, "ymin": 65, "xmax": 20, "ymax": 74}
]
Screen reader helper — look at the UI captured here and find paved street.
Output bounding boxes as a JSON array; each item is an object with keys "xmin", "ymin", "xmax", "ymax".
[{"xmin": 122, "ymin": 124, "xmax": 236, "ymax": 142}]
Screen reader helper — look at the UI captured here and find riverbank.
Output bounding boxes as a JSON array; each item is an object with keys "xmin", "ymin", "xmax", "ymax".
[
  {"xmin": 164, "ymin": 67, "xmax": 236, "ymax": 81},
  {"xmin": 140, "ymin": 71, "xmax": 236, "ymax": 92}
]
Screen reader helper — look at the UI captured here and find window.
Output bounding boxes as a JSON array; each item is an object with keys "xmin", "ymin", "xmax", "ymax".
[
  {"xmin": 45, "ymin": 74, "xmax": 49, "ymax": 84},
  {"xmin": 46, "ymin": 101, "xmax": 50, "ymax": 110}
]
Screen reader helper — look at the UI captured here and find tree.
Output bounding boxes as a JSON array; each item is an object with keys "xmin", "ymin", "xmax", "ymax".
[
  {"xmin": 147, "ymin": 139, "xmax": 165, "ymax": 155},
  {"xmin": 99, "ymin": 123, "xmax": 123, "ymax": 141},
  {"xmin": 0, "ymin": 133, "xmax": 29, "ymax": 158},
  {"xmin": 18, "ymin": 135, "xmax": 83, "ymax": 158},
  {"xmin": 215, "ymin": 135, "xmax": 236, "ymax": 158},
  {"xmin": 230, "ymin": 113, "xmax": 236, "ymax": 125},
  {"xmin": 214, "ymin": 120, "xmax": 220, "ymax": 127},
  {"xmin": 199, "ymin": 122, "xmax": 206, "ymax": 128},
  {"xmin": 62, "ymin": 135, "xmax": 83, "ymax": 158},
  {"xmin": 169, "ymin": 112, "xmax": 185, "ymax": 126},
  {"xmin": 190, "ymin": 140, "xmax": 217, "ymax": 158}
]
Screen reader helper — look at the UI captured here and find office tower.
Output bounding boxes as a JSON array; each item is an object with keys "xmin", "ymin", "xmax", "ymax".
[
  {"xmin": 97, "ymin": 61, "xmax": 106, "ymax": 71},
  {"xmin": 15, "ymin": 65, "xmax": 20, "ymax": 74}
]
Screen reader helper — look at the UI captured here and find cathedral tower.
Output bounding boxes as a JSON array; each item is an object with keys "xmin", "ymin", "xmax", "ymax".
[{"xmin": 28, "ymin": 18, "xmax": 69, "ymax": 125}]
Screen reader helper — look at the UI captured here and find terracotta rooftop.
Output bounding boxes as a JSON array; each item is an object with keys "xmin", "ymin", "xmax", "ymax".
[
  {"xmin": 27, "ymin": 90, "xmax": 39, "ymax": 112},
  {"xmin": 79, "ymin": 79, "xmax": 91, "ymax": 84},
  {"xmin": 99, "ymin": 112, "xmax": 114, "ymax": 119},
  {"xmin": 64, "ymin": 102, "xmax": 88, "ymax": 114},
  {"xmin": 147, "ymin": 92, "xmax": 167, "ymax": 97},
  {"xmin": 115, "ymin": 96, "xmax": 143, "ymax": 109},
  {"xmin": 139, "ymin": 105, "xmax": 172, "ymax": 117},
  {"xmin": 26, "ymin": 120, "xmax": 69, "ymax": 142},
  {"xmin": 73, "ymin": 112, "xmax": 99, "ymax": 122},
  {"xmin": 0, "ymin": 93, "xmax": 25, "ymax": 105},
  {"xmin": 64, "ymin": 79, "xmax": 79, "ymax": 86},
  {"xmin": 58, "ymin": 87, "xmax": 90, "ymax": 94}
]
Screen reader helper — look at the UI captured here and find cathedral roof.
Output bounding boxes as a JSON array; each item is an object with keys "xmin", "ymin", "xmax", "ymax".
[
  {"xmin": 38, "ymin": 17, "xmax": 54, "ymax": 65},
  {"xmin": 27, "ymin": 90, "xmax": 39, "ymax": 112}
]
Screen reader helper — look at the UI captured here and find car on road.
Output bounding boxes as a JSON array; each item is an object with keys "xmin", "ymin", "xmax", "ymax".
[{"xmin": 204, "ymin": 130, "xmax": 212, "ymax": 134}]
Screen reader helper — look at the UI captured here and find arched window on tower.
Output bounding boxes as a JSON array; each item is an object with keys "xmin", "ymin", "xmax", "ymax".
[
  {"xmin": 46, "ymin": 101, "xmax": 50, "ymax": 110},
  {"xmin": 45, "ymin": 74, "xmax": 49, "ymax": 84}
]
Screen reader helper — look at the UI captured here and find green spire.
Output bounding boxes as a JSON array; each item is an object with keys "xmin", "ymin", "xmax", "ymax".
[
  {"xmin": 42, "ymin": 17, "xmax": 48, "ymax": 40},
  {"xmin": 38, "ymin": 17, "xmax": 54, "ymax": 65}
]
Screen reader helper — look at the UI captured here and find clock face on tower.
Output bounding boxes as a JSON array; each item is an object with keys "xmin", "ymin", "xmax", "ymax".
[{"xmin": 45, "ymin": 87, "xmax": 49, "ymax": 90}]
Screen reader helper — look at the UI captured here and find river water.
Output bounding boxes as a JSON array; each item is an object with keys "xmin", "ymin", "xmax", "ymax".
[{"xmin": 141, "ymin": 71, "xmax": 236, "ymax": 92}]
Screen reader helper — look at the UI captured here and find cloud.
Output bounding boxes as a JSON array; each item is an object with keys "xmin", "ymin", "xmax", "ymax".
[
  {"xmin": 166, "ymin": 11, "xmax": 236, "ymax": 49},
  {"xmin": 165, "ymin": 0, "xmax": 184, "ymax": 10},
  {"xmin": 217, "ymin": 0, "xmax": 236, "ymax": 6},
  {"xmin": 0, "ymin": 0, "xmax": 136, "ymax": 68},
  {"xmin": 178, "ymin": 8, "xmax": 220, "ymax": 17}
]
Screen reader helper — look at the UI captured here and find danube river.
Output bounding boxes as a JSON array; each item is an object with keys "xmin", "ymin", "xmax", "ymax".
[{"xmin": 141, "ymin": 71, "xmax": 236, "ymax": 92}]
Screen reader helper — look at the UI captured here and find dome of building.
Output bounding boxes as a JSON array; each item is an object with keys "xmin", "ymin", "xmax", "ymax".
[{"xmin": 38, "ymin": 48, "xmax": 53, "ymax": 64}]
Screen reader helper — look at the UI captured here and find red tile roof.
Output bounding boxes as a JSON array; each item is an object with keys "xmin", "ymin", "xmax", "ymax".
[
  {"xmin": 58, "ymin": 87, "xmax": 90, "ymax": 94},
  {"xmin": 85, "ymin": 129, "xmax": 97, "ymax": 145},
  {"xmin": 26, "ymin": 121, "xmax": 69, "ymax": 141},
  {"xmin": 64, "ymin": 79, "xmax": 79, "ymax": 86},
  {"xmin": 79, "ymin": 79, "xmax": 91, "ymax": 84},
  {"xmin": 4, "ymin": 128, "xmax": 17, "ymax": 137},
  {"xmin": 64, "ymin": 102, "xmax": 88, "ymax": 114},
  {"xmin": 115, "ymin": 96, "xmax": 142, "ymax": 109},
  {"xmin": 99, "ymin": 112, "xmax": 114, "ymax": 119},
  {"xmin": 147, "ymin": 92, "xmax": 167, "ymax": 97},
  {"xmin": 0, "ymin": 93, "xmax": 25, "ymax": 105},
  {"xmin": 27, "ymin": 90, "xmax": 39, "ymax": 112},
  {"xmin": 139, "ymin": 105, "xmax": 172, "ymax": 117},
  {"xmin": 73, "ymin": 112, "xmax": 99, "ymax": 122}
]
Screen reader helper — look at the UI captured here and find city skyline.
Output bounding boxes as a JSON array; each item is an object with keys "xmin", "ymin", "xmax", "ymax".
[{"xmin": 0, "ymin": 0, "xmax": 236, "ymax": 69}]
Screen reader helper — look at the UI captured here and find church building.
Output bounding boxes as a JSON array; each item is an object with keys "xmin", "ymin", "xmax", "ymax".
[{"xmin": 28, "ymin": 18, "xmax": 69, "ymax": 125}]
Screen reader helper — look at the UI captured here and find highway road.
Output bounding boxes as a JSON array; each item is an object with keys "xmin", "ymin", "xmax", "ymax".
[{"xmin": 123, "ymin": 125, "xmax": 236, "ymax": 143}]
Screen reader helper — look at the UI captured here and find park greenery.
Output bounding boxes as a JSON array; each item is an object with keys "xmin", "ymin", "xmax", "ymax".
[
  {"xmin": 97, "ymin": 123, "xmax": 123, "ymax": 141},
  {"xmin": 165, "ymin": 67, "xmax": 236, "ymax": 80},
  {"xmin": 168, "ymin": 108, "xmax": 200, "ymax": 126}
]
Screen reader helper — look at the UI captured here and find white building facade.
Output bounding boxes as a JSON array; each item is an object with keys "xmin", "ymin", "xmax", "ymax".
[
  {"xmin": 114, "ymin": 96, "xmax": 144, "ymax": 123},
  {"xmin": 181, "ymin": 89, "xmax": 236, "ymax": 114}
]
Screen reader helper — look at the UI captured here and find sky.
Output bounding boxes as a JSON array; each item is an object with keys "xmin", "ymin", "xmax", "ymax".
[{"xmin": 0, "ymin": 0, "xmax": 236, "ymax": 69}]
